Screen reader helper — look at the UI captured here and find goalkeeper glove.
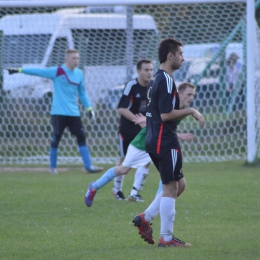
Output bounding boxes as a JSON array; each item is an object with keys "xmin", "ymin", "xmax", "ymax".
[
  {"xmin": 88, "ymin": 107, "xmax": 95, "ymax": 121},
  {"xmin": 7, "ymin": 68, "xmax": 22, "ymax": 74}
]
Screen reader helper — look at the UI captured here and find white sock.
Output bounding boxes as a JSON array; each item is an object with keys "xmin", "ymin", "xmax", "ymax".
[
  {"xmin": 113, "ymin": 175, "xmax": 125, "ymax": 193},
  {"xmin": 160, "ymin": 197, "xmax": 175, "ymax": 242},
  {"xmin": 144, "ymin": 191, "xmax": 162, "ymax": 222},
  {"xmin": 130, "ymin": 167, "xmax": 149, "ymax": 196}
]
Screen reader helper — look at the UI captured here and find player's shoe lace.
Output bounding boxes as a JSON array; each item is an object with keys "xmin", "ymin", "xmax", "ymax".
[
  {"xmin": 85, "ymin": 182, "xmax": 96, "ymax": 207},
  {"xmin": 49, "ymin": 168, "xmax": 58, "ymax": 174},
  {"xmin": 132, "ymin": 213, "xmax": 154, "ymax": 245},
  {"xmin": 128, "ymin": 194, "xmax": 144, "ymax": 202},
  {"xmin": 111, "ymin": 189, "xmax": 126, "ymax": 200},
  {"xmin": 158, "ymin": 236, "xmax": 191, "ymax": 247},
  {"xmin": 86, "ymin": 165, "xmax": 104, "ymax": 173}
]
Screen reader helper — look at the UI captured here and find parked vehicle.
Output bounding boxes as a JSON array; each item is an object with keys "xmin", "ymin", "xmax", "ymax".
[
  {"xmin": 183, "ymin": 42, "xmax": 243, "ymax": 111},
  {"xmin": 97, "ymin": 84, "xmax": 124, "ymax": 111},
  {"xmin": 96, "ymin": 42, "xmax": 243, "ymax": 113},
  {"xmin": 0, "ymin": 7, "xmax": 158, "ymax": 108}
]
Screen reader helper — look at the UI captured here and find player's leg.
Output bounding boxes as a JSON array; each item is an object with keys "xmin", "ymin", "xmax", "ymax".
[
  {"xmin": 158, "ymin": 149, "xmax": 191, "ymax": 247},
  {"xmin": 125, "ymin": 145, "xmax": 151, "ymax": 202},
  {"xmin": 143, "ymin": 176, "xmax": 185, "ymax": 226},
  {"xmin": 132, "ymin": 153, "xmax": 160, "ymax": 244},
  {"xmin": 85, "ymin": 165, "xmax": 132, "ymax": 207},
  {"xmin": 177, "ymin": 177, "xmax": 186, "ymax": 197},
  {"xmin": 112, "ymin": 157, "xmax": 126, "ymax": 199},
  {"xmin": 68, "ymin": 116, "xmax": 103, "ymax": 173},
  {"xmin": 112, "ymin": 133, "xmax": 134, "ymax": 199},
  {"xmin": 129, "ymin": 165, "xmax": 149, "ymax": 201},
  {"xmin": 49, "ymin": 115, "xmax": 66, "ymax": 174},
  {"xmin": 156, "ymin": 176, "xmax": 186, "ymax": 197}
]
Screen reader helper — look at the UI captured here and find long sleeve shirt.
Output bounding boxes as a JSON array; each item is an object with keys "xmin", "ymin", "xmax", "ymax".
[{"xmin": 22, "ymin": 65, "xmax": 92, "ymax": 116}]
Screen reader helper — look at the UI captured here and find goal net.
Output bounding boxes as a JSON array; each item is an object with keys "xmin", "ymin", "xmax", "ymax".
[
  {"xmin": 0, "ymin": 1, "xmax": 257, "ymax": 165},
  {"xmin": 255, "ymin": 16, "xmax": 260, "ymax": 161}
]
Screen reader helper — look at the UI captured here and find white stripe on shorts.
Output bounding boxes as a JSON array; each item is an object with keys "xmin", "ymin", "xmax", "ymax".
[
  {"xmin": 118, "ymin": 134, "xmax": 125, "ymax": 158},
  {"xmin": 171, "ymin": 149, "xmax": 177, "ymax": 173}
]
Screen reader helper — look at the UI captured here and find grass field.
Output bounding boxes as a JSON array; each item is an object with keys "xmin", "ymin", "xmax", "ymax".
[{"xmin": 0, "ymin": 161, "xmax": 259, "ymax": 260}]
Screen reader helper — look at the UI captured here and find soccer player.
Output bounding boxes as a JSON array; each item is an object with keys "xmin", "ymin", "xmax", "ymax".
[
  {"xmin": 7, "ymin": 49, "xmax": 103, "ymax": 174},
  {"xmin": 84, "ymin": 82, "xmax": 196, "ymax": 207},
  {"xmin": 132, "ymin": 38, "xmax": 205, "ymax": 247},
  {"xmin": 112, "ymin": 59, "xmax": 153, "ymax": 200}
]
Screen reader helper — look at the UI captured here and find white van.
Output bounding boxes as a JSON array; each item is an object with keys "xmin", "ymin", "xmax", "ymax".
[{"xmin": 0, "ymin": 8, "xmax": 158, "ymax": 106}]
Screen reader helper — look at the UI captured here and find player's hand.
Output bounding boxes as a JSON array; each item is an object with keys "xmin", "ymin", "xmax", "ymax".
[
  {"xmin": 177, "ymin": 133, "xmax": 194, "ymax": 141},
  {"xmin": 192, "ymin": 109, "xmax": 205, "ymax": 128},
  {"xmin": 88, "ymin": 108, "xmax": 95, "ymax": 121},
  {"xmin": 132, "ymin": 113, "xmax": 146, "ymax": 125},
  {"xmin": 6, "ymin": 68, "xmax": 21, "ymax": 74}
]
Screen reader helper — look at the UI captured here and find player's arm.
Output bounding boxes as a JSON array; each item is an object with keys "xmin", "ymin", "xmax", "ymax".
[
  {"xmin": 132, "ymin": 113, "xmax": 146, "ymax": 128},
  {"xmin": 7, "ymin": 67, "xmax": 57, "ymax": 79},
  {"xmin": 118, "ymin": 107, "xmax": 136, "ymax": 121},
  {"xmin": 77, "ymin": 79, "xmax": 95, "ymax": 120},
  {"xmin": 157, "ymin": 79, "xmax": 205, "ymax": 127},
  {"xmin": 161, "ymin": 107, "xmax": 195, "ymax": 121},
  {"xmin": 177, "ymin": 133, "xmax": 194, "ymax": 141},
  {"xmin": 161, "ymin": 108, "xmax": 205, "ymax": 128},
  {"xmin": 117, "ymin": 87, "xmax": 135, "ymax": 121}
]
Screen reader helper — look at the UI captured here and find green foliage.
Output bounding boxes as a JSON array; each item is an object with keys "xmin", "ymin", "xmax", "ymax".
[{"xmin": 0, "ymin": 161, "xmax": 259, "ymax": 260}]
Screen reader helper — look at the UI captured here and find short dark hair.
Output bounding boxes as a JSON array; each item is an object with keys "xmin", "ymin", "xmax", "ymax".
[
  {"xmin": 158, "ymin": 38, "xmax": 183, "ymax": 64},
  {"xmin": 178, "ymin": 82, "xmax": 196, "ymax": 93},
  {"xmin": 136, "ymin": 59, "xmax": 153, "ymax": 70}
]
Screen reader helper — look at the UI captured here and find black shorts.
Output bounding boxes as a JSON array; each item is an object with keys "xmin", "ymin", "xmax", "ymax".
[
  {"xmin": 51, "ymin": 115, "xmax": 84, "ymax": 136},
  {"xmin": 118, "ymin": 132, "xmax": 138, "ymax": 157},
  {"xmin": 149, "ymin": 148, "xmax": 184, "ymax": 183}
]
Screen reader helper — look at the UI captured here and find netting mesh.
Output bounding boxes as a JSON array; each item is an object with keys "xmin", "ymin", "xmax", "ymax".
[{"xmin": 0, "ymin": 2, "xmax": 257, "ymax": 165}]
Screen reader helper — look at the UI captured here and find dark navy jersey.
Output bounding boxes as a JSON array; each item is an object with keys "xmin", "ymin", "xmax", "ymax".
[
  {"xmin": 118, "ymin": 78, "xmax": 147, "ymax": 135},
  {"xmin": 146, "ymin": 70, "xmax": 181, "ymax": 154}
]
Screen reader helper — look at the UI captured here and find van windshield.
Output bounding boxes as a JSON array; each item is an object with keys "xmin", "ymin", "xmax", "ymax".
[
  {"xmin": 3, "ymin": 34, "xmax": 51, "ymax": 66},
  {"xmin": 72, "ymin": 29, "xmax": 158, "ymax": 67}
]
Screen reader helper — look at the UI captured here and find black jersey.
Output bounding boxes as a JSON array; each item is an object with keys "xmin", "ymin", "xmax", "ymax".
[
  {"xmin": 146, "ymin": 70, "xmax": 181, "ymax": 154},
  {"xmin": 118, "ymin": 79, "xmax": 147, "ymax": 135}
]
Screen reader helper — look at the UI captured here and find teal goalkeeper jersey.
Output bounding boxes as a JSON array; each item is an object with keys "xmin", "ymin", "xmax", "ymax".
[{"xmin": 22, "ymin": 65, "xmax": 92, "ymax": 116}]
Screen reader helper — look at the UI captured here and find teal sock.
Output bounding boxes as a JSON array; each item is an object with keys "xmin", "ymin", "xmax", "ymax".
[
  {"xmin": 92, "ymin": 167, "xmax": 117, "ymax": 190},
  {"xmin": 79, "ymin": 145, "xmax": 91, "ymax": 170},
  {"xmin": 50, "ymin": 147, "xmax": 58, "ymax": 168}
]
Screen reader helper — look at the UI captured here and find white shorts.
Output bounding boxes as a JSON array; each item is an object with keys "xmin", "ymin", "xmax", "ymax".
[{"xmin": 122, "ymin": 144, "xmax": 151, "ymax": 168}]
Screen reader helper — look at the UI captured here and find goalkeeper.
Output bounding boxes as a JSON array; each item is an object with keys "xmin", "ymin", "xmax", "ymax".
[
  {"xmin": 85, "ymin": 82, "xmax": 196, "ymax": 207},
  {"xmin": 7, "ymin": 49, "xmax": 103, "ymax": 174}
]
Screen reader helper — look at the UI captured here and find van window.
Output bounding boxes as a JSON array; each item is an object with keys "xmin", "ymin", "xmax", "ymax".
[
  {"xmin": 47, "ymin": 37, "xmax": 68, "ymax": 67},
  {"xmin": 72, "ymin": 29, "xmax": 157, "ymax": 67},
  {"xmin": 3, "ymin": 34, "xmax": 51, "ymax": 66}
]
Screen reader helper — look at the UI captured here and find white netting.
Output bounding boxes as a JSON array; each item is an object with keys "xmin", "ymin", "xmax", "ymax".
[{"xmin": 0, "ymin": 2, "xmax": 256, "ymax": 165}]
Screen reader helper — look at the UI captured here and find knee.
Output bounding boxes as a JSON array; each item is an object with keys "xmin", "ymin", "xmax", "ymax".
[
  {"xmin": 163, "ymin": 182, "xmax": 178, "ymax": 198},
  {"xmin": 115, "ymin": 166, "xmax": 130, "ymax": 176},
  {"xmin": 51, "ymin": 135, "xmax": 62, "ymax": 148},
  {"xmin": 76, "ymin": 133, "xmax": 86, "ymax": 146}
]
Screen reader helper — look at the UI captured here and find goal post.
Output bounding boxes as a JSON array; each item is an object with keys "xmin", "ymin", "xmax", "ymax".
[{"xmin": 0, "ymin": 0, "xmax": 258, "ymax": 165}]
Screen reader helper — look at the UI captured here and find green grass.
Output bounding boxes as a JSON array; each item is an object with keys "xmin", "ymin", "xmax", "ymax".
[{"xmin": 0, "ymin": 161, "xmax": 259, "ymax": 260}]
